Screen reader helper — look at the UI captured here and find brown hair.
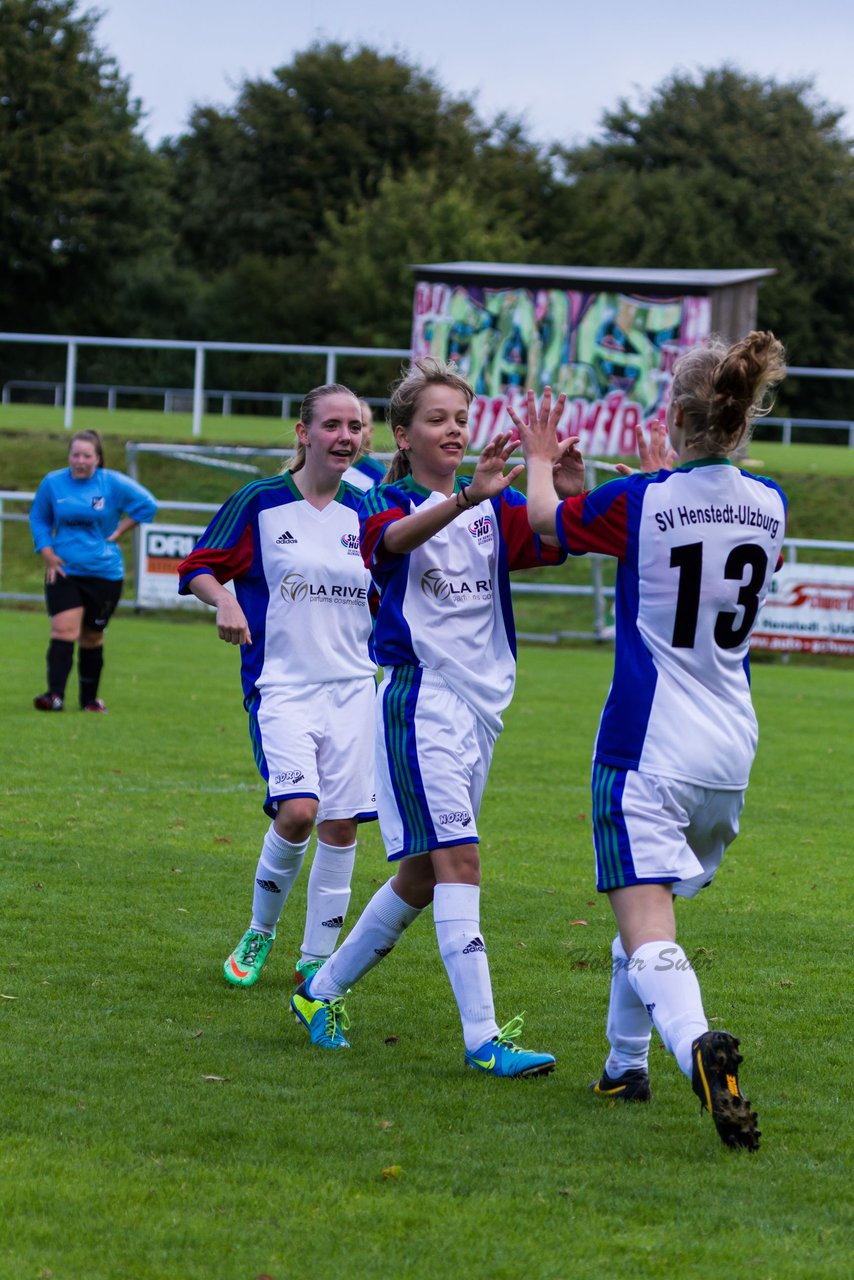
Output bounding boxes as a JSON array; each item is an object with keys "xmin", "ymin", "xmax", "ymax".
[
  {"xmin": 69, "ymin": 429, "xmax": 105, "ymax": 468},
  {"xmin": 282, "ymin": 383, "xmax": 359, "ymax": 473},
  {"xmin": 671, "ymin": 330, "xmax": 786, "ymax": 457},
  {"xmin": 383, "ymin": 357, "xmax": 474, "ymax": 484}
]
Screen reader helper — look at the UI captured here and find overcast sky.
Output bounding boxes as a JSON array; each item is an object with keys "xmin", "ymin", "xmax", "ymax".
[{"xmin": 96, "ymin": 0, "xmax": 854, "ymax": 148}]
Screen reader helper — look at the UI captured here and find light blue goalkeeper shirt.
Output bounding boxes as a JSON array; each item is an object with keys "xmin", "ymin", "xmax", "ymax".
[{"xmin": 29, "ymin": 468, "xmax": 158, "ymax": 580}]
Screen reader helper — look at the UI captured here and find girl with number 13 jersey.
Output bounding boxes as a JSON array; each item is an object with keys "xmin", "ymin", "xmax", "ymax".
[{"xmin": 518, "ymin": 330, "xmax": 787, "ymax": 1151}]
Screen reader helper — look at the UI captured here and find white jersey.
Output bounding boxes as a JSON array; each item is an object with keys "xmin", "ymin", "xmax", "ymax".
[
  {"xmin": 556, "ymin": 459, "xmax": 787, "ymax": 789},
  {"xmin": 178, "ymin": 473, "xmax": 375, "ymax": 700},
  {"xmin": 360, "ymin": 475, "xmax": 564, "ymax": 735}
]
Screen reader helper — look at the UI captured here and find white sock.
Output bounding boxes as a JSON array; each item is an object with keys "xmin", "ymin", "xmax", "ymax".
[
  {"xmin": 433, "ymin": 882, "xmax": 499, "ymax": 1053},
  {"xmin": 300, "ymin": 839, "xmax": 357, "ymax": 962},
  {"xmin": 309, "ymin": 879, "xmax": 423, "ymax": 1001},
  {"xmin": 604, "ymin": 935, "xmax": 653, "ymax": 1077},
  {"xmin": 625, "ymin": 940, "xmax": 709, "ymax": 1078},
  {"xmin": 249, "ymin": 825, "xmax": 310, "ymax": 935}
]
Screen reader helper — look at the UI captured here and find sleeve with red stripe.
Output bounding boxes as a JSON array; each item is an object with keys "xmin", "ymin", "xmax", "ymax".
[
  {"xmin": 178, "ymin": 525, "xmax": 254, "ymax": 592},
  {"xmin": 557, "ymin": 480, "xmax": 629, "ymax": 561},
  {"xmin": 498, "ymin": 491, "xmax": 567, "ymax": 570}
]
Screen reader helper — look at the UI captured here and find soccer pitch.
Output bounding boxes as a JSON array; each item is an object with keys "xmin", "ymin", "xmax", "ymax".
[{"xmin": 1, "ymin": 608, "xmax": 850, "ymax": 1280}]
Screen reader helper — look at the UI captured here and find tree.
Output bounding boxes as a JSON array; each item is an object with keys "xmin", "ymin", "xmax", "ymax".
[
  {"xmin": 164, "ymin": 42, "xmax": 483, "ymax": 275},
  {"xmin": 551, "ymin": 68, "xmax": 854, "ymax": 402},
  {"xmin": 313, "ymin": 168, "xmax": 527, "ymax": 350},
  {"xmin": 0, "ymin": 0, "xmax": 171, "ymax": 336}
]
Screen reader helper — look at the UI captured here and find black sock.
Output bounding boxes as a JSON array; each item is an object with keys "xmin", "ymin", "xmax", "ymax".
[
  {"xmin": 47, "ymin": 640, "xmax": 74, "ymax": 698},
  {"xmin": 78, "ymin": 646, "xmax": 104, "ymax": 707}
]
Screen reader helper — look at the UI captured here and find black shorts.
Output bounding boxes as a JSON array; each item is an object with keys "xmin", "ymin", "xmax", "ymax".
[{"xmin": 45, "ymin": 575, "xmax": 123, "ymax": 632}]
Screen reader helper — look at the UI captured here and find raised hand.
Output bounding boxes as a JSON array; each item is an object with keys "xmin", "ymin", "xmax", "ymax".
[
  {"xmin": 615, "ymin": 419, "xmax": 677, "ymax": 475},
  {"xmin": 507, "ymin": 387, "xmax": 568, "ymax": 463},
  {"xmin": 466, "ymin": 431, "xmax": 525, "ymax": 502}
]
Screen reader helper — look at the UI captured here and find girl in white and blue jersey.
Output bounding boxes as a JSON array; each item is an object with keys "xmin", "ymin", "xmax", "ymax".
[
  {"xmin": 29, "ymin": 430, "xmax": 158, "ymax": 712},
  {"xmin": 291, "ymin": 357, "xmax": 585, "ymax": 1076},
  {"xmin": 518, "ymin": 331, "xmax": 788, "ymax": 1148},
  {"xmin": 177, "ymin": 385, "xmax": 377, "ymax": 992}
]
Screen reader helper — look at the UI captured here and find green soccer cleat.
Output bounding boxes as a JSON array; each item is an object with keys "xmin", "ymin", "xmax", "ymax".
[
  {"xmin": 293, "ymin": 957, "xmax": 325, "ymax": 986},
  {"xmin": 590, "ymin": 1066, "xmax": 652, "ymax": 1102},
  {"xmin": 291, "ymin": 981, "xmax": 350, "ymax": 1049},
  {"xmin": 223, "ymin": 928, "xmax": 275, "ymax": 987},
  {"xmin": 691, "ymin": 1030, "xmax": 760, "ymax": 1151},
  {"xmin": 465, "ymin": 1014, "xmax": 555, "ymax": 1078}
]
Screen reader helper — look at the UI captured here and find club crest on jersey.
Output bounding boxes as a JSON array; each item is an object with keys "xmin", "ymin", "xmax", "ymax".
[
  {"xmin": 420, "ymin": 567, "xmax": 491, "ymax": 603},
  {"xmin": 340, "ymin": 532, "xmax": 361, "ymax": 555},
  {"xmin": 467, "ymin": 514, "xmax": 493, "ymax": 544},
  {"xmin": 91, "ymin": 496, "xmax": 105, "ymax": 510}
]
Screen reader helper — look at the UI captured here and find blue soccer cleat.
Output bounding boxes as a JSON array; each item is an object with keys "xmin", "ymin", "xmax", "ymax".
[
  {"xmin": 291, "ymin": 981, "xmax": 350, "ymax": 1050},
  {"xmin": 465, "ymin": 1014, "xmax": 555, "ymax": 1078}
]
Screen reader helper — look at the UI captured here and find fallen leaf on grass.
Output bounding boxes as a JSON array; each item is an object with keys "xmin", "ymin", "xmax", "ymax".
[
  {"xmin": 569, "ymin": 920, "xmax": 589, "ymax": 926},
  {"xmin": 0, "ymin": 994, "xmax": 17, "ymax": 1000},
  {"xmin": 384, "ymin": 1036, "xmax": 399, "ymax": 1045},
  {"xmin": 192, "ymin": 1031, "xmax": 204, "ymax": 1039},
  {"xmin": 377, "ymin": 1120, "xmax": 393, "ymax": 1130},
  {"xmin": 213, "ymin": 837, "xmax": 232, "ymax": 845},
  {"xmin": 177, "ymin": 908, "xmax": 189, "ymax": 913},
  {"xmin": 202, "ymin": 1075, "xmax": 229, "ymax": 1083},
  {"xmin": 382, "ymin": 1165, "xmax": 402, "ymax": 1180}
]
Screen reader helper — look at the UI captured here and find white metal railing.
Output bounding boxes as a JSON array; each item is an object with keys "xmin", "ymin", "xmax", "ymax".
[
  {"xmin": 0, "ymin": 332, "xmax": 409, "ymax": 438},
  {"xmin": 1, "ymin": 330, "xmax": 852, "ymax": 444}
]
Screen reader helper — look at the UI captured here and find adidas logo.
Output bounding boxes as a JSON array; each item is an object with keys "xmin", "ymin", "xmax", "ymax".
[
  {"xmin": 255, "ymin": 878, "xmax": 281, "ymax": 893},
  {"xmin": 374, "ymin": 946, "xmax": 393, "ymax": 957},
  {"xmin": 276, "ymin": 530, "xmax": 297, "ymax": 544},
  {"xmin": 321, "ymin": 915, "xmax": 344, "ymax": 929},
  {"xmin": 462, "ymin": 936, "xmax": 486, "ymax": 954},
  {"xmin": 645, "ymin": 1002, "xmax": 656, "ymax": 1018}
]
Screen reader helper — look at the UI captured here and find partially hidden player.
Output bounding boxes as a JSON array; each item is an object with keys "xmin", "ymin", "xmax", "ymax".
[
  {"xmin": 291, "ymin": 356, "xmax": 584, "ymax": 1076},
  {"xmin": 515, "ymin": 331, "xmax": 788, "ymax": 1148},
  {"xmin": 29, "ymin": 429, "xmax": 158, "ymax": 713},
  {"xmin": 177, "ymin": 385, "xmax": 377, "ymax": 990},
  {"xmin": 343, "ymin": 398, "xmax": 386, "ymax": 491}
]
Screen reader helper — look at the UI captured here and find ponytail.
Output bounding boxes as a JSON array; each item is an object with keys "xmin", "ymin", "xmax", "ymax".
[{"xmin": 671, "ymin": 330, "xmax": 786, "ymax": 456}]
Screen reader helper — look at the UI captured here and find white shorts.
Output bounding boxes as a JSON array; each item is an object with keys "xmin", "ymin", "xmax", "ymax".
[
  {"xmin": 376, "ymin": 667, "xmax": 497, "ymax": 860},
  {"xmin": 249, "ymin": 678, "xmax": 377, "ymax": 822},
  {"xmin": 591, "ymin": 764, "xmax": 744, "ymax": 898}
]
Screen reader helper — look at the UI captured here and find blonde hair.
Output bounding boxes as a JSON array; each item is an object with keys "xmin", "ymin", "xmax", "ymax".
[
  {"xmin": 282, "ymin": 383, "xmax": 358, "ymax": 473},
  {"xmin": 383, "ymin": 357, "xmax": 474, "ymax": 484},
  {"xmin": 671, "ymin": 330, "xmax": 786, "ymax": 457}
]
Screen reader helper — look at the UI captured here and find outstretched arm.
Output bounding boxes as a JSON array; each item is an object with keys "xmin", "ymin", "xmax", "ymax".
[
  {"xmin": 508, "ymin": 387, "xmax": 579, "ymax": 535},
  {"xmin": 381, "ymin": 433, "xmax": 525, "ymax": 556}
]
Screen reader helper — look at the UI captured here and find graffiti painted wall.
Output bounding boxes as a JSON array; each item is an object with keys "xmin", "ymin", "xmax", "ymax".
[{"xmin": 412, "ymin": 282, "xmax": 711, "ymax": 454}]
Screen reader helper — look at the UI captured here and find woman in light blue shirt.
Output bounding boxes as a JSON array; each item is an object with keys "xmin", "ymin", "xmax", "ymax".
[{"xmin": 29, "ymin": 430, "xmax": 157, "ymax": 712}]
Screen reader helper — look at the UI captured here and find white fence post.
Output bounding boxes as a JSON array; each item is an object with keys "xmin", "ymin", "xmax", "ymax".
[
  {"xmin": 192, "ymin": 346, "xmax": 205, "ymax": 438},
  {"xmin": 325, "ymin": 351, "xmax": 336, "ymax": 383},
  {"xmin": 63, "ymin": 341, "xmax": 77, "ymax": 429}
]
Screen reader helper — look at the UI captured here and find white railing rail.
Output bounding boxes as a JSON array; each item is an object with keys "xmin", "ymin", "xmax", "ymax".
[{"xmin": 0, "ymin": 332, "xmax": 410, "ymax": 438}]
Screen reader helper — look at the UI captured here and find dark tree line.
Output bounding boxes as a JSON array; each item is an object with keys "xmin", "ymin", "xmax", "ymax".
[{"xmin": 2, "ymin": 0, "xmax": 853, "ymax": 412}]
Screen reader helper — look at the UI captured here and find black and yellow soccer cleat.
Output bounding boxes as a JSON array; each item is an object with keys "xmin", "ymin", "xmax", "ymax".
[
  {"xmin": 590, "ymin": 1066, "xmax": 652, "ymax": 1102},
  {"xmin": 691, "ymin": 1030, "xmax": 760, "ymax": 1151}
]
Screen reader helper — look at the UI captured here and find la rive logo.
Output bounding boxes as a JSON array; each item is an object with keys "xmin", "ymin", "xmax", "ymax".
[
  {"xmin": 280, "ymin": 572, "xmax": 309, "ymax": 602},
  {"xmin": 467, "ymin": 514, "xmax": 493, "ymax": 545},
  {"xmin": 340, "ymin": 532, "xmax": 361, "ymax": 555},
  {"xmin": 280, "ymin": 571, "xmax": 367, "ymax": 606},
  {"xmin": 420, "ymin": 567, "xmax": 492, "ymax": 603}
]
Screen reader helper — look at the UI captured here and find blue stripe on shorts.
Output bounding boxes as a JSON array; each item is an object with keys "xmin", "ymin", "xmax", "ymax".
[
  {"xmin": 382, "ymin": 666, "xmax": 438, "ymax": 858},
  {"xmin": 591, "ymin": 762, "xmax": 634, "ymax": 892}
]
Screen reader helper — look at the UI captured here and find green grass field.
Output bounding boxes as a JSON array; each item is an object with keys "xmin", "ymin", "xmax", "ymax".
[{"xmin": 1, "ymin": 608, "xmax": 851, "ymax": 1279}]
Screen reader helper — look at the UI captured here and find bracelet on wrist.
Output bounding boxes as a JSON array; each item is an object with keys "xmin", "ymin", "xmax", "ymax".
[{"xmin": 456, "ymin": 485, "xmax": 473, "ymax": 510}]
